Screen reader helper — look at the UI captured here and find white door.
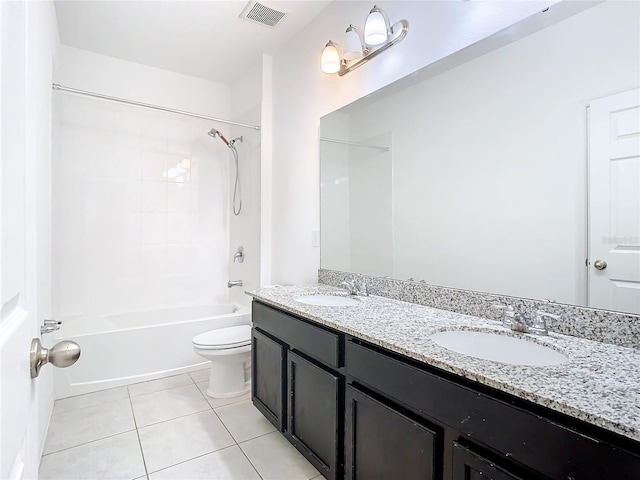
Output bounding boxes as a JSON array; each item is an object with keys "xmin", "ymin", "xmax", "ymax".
[
  {"xmin": 588, "ymin": 88, "xmax": 640, "ymax": 314},
  {"xmin": 0, "ymin": 2, "xmax": 51, "ymax": 479}
]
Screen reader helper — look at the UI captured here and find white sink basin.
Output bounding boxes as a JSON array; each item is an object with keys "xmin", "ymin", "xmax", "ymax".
[
  {"xmin": 295, "ymin": 294, "xmax": 360, "ymax": 307},
  {"xmin": 429, "ymin": 330, "xmax": 568, "ymax": 366}
]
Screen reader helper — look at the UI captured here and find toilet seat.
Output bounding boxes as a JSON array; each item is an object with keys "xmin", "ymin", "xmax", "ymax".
[{"xmin": 193, "ymin": 325, "xmax": 251, "ymax": 350}]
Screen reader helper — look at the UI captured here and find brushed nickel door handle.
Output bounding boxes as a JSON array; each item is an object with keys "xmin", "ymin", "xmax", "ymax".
[
  {"xmin": 30, "ymin": 338, "xmax": 81, "ymax": 378},
  {"xmin": 594, "ymin": 259, "xmax": 608, "ymax": 270}
]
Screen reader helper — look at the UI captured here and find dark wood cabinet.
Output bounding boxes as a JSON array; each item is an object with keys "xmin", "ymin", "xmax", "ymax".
[
  {"xmin": 251, "ymin": 327, "xmax": 287, "ymax": 431},
  {"xmin": 287, "ymin": 351, "xmax": 342, "ymax": 480},
  {"xmin": 251, "ymin": 300, "xmax": 640, "ymax": 480},
  {"xmin": 345, "ymin": 385, "xmax": 438, "ymax": 480},
  {"xmin": 252, "ymin": 302, "xmax": 345, "ymax": 479},
  {"xmin": 452, "ymin": 442, "xmax": 523, "ymax": 480}
]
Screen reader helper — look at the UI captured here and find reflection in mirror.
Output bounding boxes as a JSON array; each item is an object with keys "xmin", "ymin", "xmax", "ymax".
[{"xmin": 320, "ymin": 1, "xmax": 640, "ymax": 315}]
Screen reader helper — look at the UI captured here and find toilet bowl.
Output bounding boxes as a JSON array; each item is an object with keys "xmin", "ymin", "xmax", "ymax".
[{"xmin": 192, "ymin": 325, "xmax": 252, "ymax": 398}]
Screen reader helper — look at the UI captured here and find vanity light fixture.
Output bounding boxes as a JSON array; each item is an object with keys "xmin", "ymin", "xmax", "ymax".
[{"xmin": 320, "ymin": 5, "xmax": 409, "ymax": 76}]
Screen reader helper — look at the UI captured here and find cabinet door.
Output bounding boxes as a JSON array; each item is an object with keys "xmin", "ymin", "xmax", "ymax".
[
  {"xmin": 452, "ymin": 442, "xmax": 524, "ymax": 480},
  {"xmin": 287, "ymin": 350, "xmax": 342, "ymax": 480},
  {"xmin": 252, "ymin": 328, "xmax": 287, "ymax": 431},
  {"xmin": 345, "ymin": 385, "xmax": 437, "ymax": 480}
]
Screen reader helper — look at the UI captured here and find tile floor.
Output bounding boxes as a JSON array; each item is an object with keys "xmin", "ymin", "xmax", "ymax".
[{"xmin": 40, "ymin": 369, "xmax": 322, "ymax": 480}]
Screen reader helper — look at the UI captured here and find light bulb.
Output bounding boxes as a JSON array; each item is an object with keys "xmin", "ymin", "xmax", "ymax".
[
  {"xmin": 343, "ymin": 25, "xmax": 362, "ymax": 61},
  {"xmin": 364, "ymin": 6, "xmax": 388, "ymax": 46},
  {"xmin": 321, "ymin": 41, "xmax": 341, "ymax": 74}
]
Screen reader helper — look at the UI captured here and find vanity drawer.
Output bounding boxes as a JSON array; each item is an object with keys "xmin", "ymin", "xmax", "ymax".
[
  {"xmin": 252, "ymin": 301, "xmax": 342, "ymax": 368},
  {"xmin": 346, "ymin": 339, "xmax": 640, "ymax": 479}
]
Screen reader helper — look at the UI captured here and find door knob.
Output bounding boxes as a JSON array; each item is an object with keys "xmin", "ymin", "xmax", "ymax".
[
  {"xmin": 30, "ymin": 338, "xmax": 81, "ymax": 378},
  {"xmin": 593, "ymin": 259, "xmax": 607, "ymax": 270}
]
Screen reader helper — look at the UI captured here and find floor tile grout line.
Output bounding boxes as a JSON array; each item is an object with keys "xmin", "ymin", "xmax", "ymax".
[
  {"xmin": 193, "ymin": 380, "xmax": 251, "ymax": 413},
  {"xmin": 213, "ymin": 399, "xmax": 268, "ymax": 480},
  {"xmin": 128, "ymin": 380, "xmax": 199, "ymax": 398},
  {"xmin": 210, "ymin": 399, "xmax": 277, "ymax": 445},
  {"xmin": 211, "ymin": 405, "xmax": 241, "ymax": 445},
  {"xmin": 236, "ymin": 442, "xmax": 265, "ymax": 480},
  {"xmin": 144, "ymin": 443, "xmax": 240, "ymax": 476},
  {"xmin": 54, "ymin": 371, "xmax": 202, "ymax": 411},
  {"xmin": 41, "ymin": 427, "xmax": 138, "ymax": 457},
  {"xmin": 236, "ymin": 428, "xmax": 280, "ymax": 446},
  {"xmin": 135, "ymin": 406, "xmax": 213, "ymax": 430},
  {"xmin": 236, "ymin": 430, "xmax": 321, "ymax": 480},
  {"xmin": 128, "ymin": 389, "xmax": 150, "ymax": 479},
  {"xmin": 46, "ymin": 377, "xmax": 285, "ymax": 479},
  {"xmin": 51, "ymin": 394, "xmax": 131, "ymax": 416}
]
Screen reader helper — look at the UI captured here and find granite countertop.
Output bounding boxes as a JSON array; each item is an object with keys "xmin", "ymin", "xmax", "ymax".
[{"xmin": 247, "ymin": 284, "xmax": 640, "ymax": 443}]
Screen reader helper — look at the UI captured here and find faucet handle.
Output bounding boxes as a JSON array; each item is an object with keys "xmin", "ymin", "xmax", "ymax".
[
  {"xmin": 536, "ymin": 310, "xmax": 560, "ymax": 320},
  {"xmin": 356, "ymin": 279, "xmax": 369, "ymax": 297},
  {"xmin": 528, "ymin": 310, "xmax": 559, "ymax": 336},
  {"xmin": 492, "ymin": 303, "xmax": 513, "ymax": 311},
  {"xmin": 340, "ymin": 279, "xmax": 357, "ymax": 295},
  {"xmin": 493, "ymin": 304, "xmax": 516, "ymax": 328}
]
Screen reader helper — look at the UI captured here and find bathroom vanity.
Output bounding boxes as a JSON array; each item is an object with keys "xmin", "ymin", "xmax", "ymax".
[{"xmin": 248, "ymin": 286, "xmax": 640, "ymax": 480}]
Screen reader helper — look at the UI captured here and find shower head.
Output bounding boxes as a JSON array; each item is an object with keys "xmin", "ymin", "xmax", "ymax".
[{"xmin": 208, "ymin": 128, "xmax": 230, "ymax": 146}]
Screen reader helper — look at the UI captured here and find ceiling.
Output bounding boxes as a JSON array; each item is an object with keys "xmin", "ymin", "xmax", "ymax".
[{"xmin": 54, "ymin": 1, "xmax": 332, "ymax": 85}]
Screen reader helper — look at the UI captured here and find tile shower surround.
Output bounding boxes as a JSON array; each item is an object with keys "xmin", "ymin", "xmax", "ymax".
[
  {"xmin": 54, "ymin": 95, "xmax": 231, "ymax": 318},
  {"xmin": 319, "ymin": 269, "xmax": 640, "ymax": 349}
]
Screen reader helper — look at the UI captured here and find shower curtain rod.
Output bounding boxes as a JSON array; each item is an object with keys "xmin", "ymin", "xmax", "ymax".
[
  {"xmin": 320, "ymin": 137, "xmax": 389, "ymax": 152},
  {"xmin": 52, "ymin": 83, "xmax": 261, "ymax": 131}
]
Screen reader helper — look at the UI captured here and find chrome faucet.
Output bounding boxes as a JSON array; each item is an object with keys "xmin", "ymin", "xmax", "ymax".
[
  {"xmin": 228, "ymin": 280, "xmax": 243, "ymax": 288},
  {"xmin": 494, "ymin": 305, "xmax": 559, "ymax": 336},
  {"xmin": 340, "ymin": 278, "xmax": 369, "ymax": 296}
]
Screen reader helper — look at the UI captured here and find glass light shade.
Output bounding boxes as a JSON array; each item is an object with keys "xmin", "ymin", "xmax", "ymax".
[
  {"xmin": 364, "ymin": 8, "xmax": 388, "ymax": 45},
  {"xmin": 321, "ymin": 41, "xmax": 341, "ymax": 74},
  {"xmin": 343, "ymin": 26, "xmax": 362, "ymax": 61}
]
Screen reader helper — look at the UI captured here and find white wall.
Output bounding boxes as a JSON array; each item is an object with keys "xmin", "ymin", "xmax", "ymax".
[
  {"xmin": 320, "ymin": 112, "xmax": 351, "ymax": 270},
  {"xmin": 229, "ymin": 59, "xmax": 263, "ymax": 306},
  {"xmin": 270, "ymin": 1, "xmax": 562, "ymax": 285},
  {"xmin": 53, "ymin": 47, "xmax": 233, "ymax": 318},
  {"xmin": 349, "ymin": 132, "xmax": 393, "ymax": 277},
  {"xmin": 336, "ymin": 1, "xmax": 639, "ymax": 305}
]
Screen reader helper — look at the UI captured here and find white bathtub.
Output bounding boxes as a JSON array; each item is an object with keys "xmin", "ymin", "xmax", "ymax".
[{"xmin": 53, "ymin": 304, "xmax": 250, "ymax": 399}]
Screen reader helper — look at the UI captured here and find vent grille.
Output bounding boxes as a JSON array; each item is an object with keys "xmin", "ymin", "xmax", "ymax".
[{"xmin": 240, "ymin": 1, "xmax": 287, "ymax": 28}]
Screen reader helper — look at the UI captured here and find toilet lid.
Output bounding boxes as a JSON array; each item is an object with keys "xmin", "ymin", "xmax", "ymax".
[{"xmin": 193, "ymin": 325, "xmax": 251, "ymax": 348}]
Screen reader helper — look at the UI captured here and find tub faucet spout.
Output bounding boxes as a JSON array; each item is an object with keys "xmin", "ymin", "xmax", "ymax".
[{"xmin": 228, "ymin": 280, "xmax": 243, "ymax": 288}]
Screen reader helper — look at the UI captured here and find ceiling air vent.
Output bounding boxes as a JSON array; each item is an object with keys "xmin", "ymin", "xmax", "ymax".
[{"xmin": 240, "ymin": 1, "xmax": 287, "ymax": 29}]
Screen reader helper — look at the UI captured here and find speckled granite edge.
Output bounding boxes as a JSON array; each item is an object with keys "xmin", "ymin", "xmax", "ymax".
[
  {"xmin": 247, "ymin": 284, "xmax": 640, "ymax": 443},
  {"xmin": 318, "ymin": 269, "xmax": 640, "ymax": 349}
]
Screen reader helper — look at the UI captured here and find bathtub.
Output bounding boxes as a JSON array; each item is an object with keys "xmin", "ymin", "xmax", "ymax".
[{"xmin": 53, "ymin": 304, "xmax": 250, "ymax": 399}]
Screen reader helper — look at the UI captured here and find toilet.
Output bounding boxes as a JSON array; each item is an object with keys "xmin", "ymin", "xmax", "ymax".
[{"xmin": 192, "ymin": 325, "xmax": 252, "ymax": 398}]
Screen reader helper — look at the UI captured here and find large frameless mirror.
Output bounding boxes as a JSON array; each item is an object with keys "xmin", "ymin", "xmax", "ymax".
[{"xmin": 320, "ymin": 1, "xmax": 640, "ymax": 315}]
